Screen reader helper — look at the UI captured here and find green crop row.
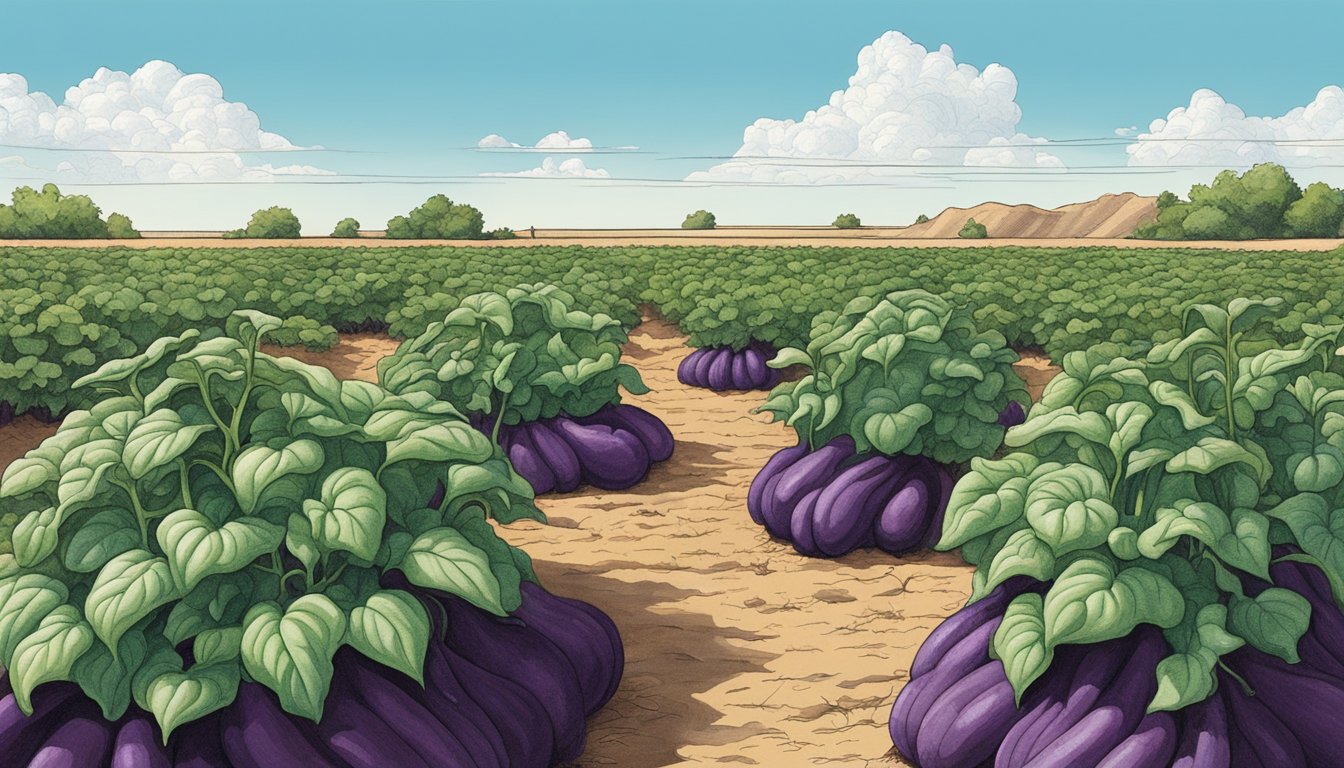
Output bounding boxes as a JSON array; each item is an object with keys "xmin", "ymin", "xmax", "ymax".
[{"xmin": 2, "ymin": 244, "xmax": 1342, "ymax": 419}]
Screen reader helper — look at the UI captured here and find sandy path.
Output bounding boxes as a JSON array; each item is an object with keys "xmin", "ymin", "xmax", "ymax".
[{"xmin": 0, "ymin": 321, "xmax": 1065, "ymax": 767}]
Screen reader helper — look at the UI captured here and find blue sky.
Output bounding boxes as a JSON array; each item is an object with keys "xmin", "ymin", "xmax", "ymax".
[{"xmin": 3, "ymin": 0, "xmax": 1344, "ymax": 230}]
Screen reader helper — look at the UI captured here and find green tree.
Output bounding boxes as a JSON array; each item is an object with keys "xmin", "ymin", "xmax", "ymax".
[
  {"xmin": 1180, "ymin": 205, "xmax": 1238, "ymax": 240},
  {"xmin": 833, "ymin": 213, "xmax": 862, "ymax": 229},
  {"xmin": 681, "ymin": 210, "xmax": 716, "ymax": 230},
  {"xmin": 1284, "ymin": 182, "xmax": 1344, "ymax": 238},
  {"xmin": 1133, "ymin": 201, "xmax": 1192, "ymax": 240},
  {"xmin": 105, "ymin": 213, "xmax": 140, "ymax": 239},
  {"xmin": 227, "ymin": 206, "xmax": 302, "ymax": 239},
  {"xmin": 331, "ymin": 217, "xmax": 361, "ymax": 238},
  {"xmin": 914, "ymin": 213, "xmax": 930, "ymax": 225},
  {"xmin": 386, "ymin": 195, "xmax": 485, "ymax": 239},
  {"xmin": 0, "ymin": 183, "xmax": 111, "ymax": 239},
  {"xmin": 1188, "ymin": 163, "xmax": 1301, "ymax": 238},
  {"xmin": 958, "ymin": 218, "xmax": 988, "ymax": 239}
]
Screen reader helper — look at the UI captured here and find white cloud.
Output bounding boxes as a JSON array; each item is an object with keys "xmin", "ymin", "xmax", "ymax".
[
  {"xmin": 1128, "ymin": 87, "xmax": 1344, "ymax": 167},
  {"xmin": 1115, "ymin": 126, "xmax": 1138, "ymax": 137},
  {"xmin": 0, "ymin": 60, "xmax": 329, "ymax": 182},
  {"xmin": 688, "ymin": 31, "xmax": 1062, "ymax": 184},
  {"xmin": 477, "ymin": 130, "xmax": 603, "ymax": 151},
  {"xmin": 482, "ymin": 157, "xmax": 610, "ymax": 178}
]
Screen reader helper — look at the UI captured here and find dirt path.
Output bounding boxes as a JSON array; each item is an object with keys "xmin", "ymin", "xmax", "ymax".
[{"xmin": 0, "ymin": 321, "xmax": 1059, "ymax": 767}]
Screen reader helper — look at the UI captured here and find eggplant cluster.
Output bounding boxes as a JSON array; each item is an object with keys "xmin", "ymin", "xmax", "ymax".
[
  {"xmin": 676, "ymin": 341, "xmax": 779, "ymax": 391},
  {"xmin": 0, "ymin": 582, "xmax": 622, "ymax": 768},
  {"xmin": 747, "ymin": 436, "xmax": 952, "ymax": 557},
  {"xmin": 892, "ymin": 561, "xmax": 1344, "ymax": 768},
  {"xmin": 493, "ymin": 403, "xmax": 674, "ymax": 494}
]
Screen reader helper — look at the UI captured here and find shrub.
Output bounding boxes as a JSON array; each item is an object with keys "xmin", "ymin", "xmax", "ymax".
[
  {"xmin": 105, "ymin": 213, "xmax": 141, "ymax": 239},
  {"xmin": 1285, "ymin": 182, "xmax": 1344, "ymax": 238},
  {"xmin": 681, "ymin": 210, "xmax": 716, "ymax": 230},
  {"xmin": 959, "ymin": 218, "xmax": 988, "ymax": 239},
  {"xmin": 488, "ymin": 227, "xmax": 517, "ymax": 240},
  {"xmin": 386, "ymin": 195, "xmax": 484, "ymax": 240},
  {"xmin": 833, "ymin": 213, "xmax": 862, "ymax": 229},
  {"xmin": 330, "ymin": 218, "xmax": 360, "ymax": 238},
  {"xmin": 228, "ymin": 207, "xmax": 302, "ymax": 239},
  {"xmin": 914, "ymin": 214, "xmax": 930, "ymax": 225},
  {"xmin": 0, "ymin": 184, "xmax": 114, "ymax": 239}
]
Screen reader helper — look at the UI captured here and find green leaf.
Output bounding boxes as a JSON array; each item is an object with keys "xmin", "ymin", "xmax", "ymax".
[
  {"xmin": 1167, "ymin": 437, "xmax": 1271, "ymax": 485},
  {"xmin": 980, "ymin": 528, "xmax": 1056, "ymax": 598},
  {"xmin": 938, "ymin": 454, "xmax": 1039, "ymax": 549},
  {"xmin": 10, "ymin": 605, "xmax": 95, "ymax": 714},
  {"xmin": 122, "ymin": 410, "xmax": 214, "ymax": 480},
  {"xmin": 303, "ymin": 468, "xmax": 387, "ymax": 561},
  {"xmin": 1137, "ymin": 501, "xmax": 1270, "ymax": 579},
  {"xmin": 0, "ymin": 573, "xmax": 68, "ymax": 664},
  {"xmin": 85, "ymin": 550, "xmax": 179, "ymax": 652},
  {"xmin": 1107, "ymin": 527, "xmax": 1141, "ymax": 560},
  {"xmin": 194, "ymin": 627, "xmax": 243, "ymax": 664},
  {"xmin": 1024, "ymin": 465, "xmax": 1119, "ymax": 556},
  {"xmin": 1148, "ymin": 381, "xmax": 1217, "ymax": 430},
  {"xmin": 156, "ymin": 509, "xmax": 284, "ymax": 591},
  {"xmin": 767, "ymin": 347, "xmax": 812, "ymax": 370},
  {"xmin": 241, "ymin": 595, "xmax": 347, "ymax": 721},
  {"xmin": 383, "ymin": 422, "xmax": 494, "ymax": 468},
  {"xmin": 1266, "ymin": 495, "xmax": 1344, "ymax": 590},
  {"xmin": 1149, "ymin": 604, "xmax": 1243, "ymax": 713},
  {"xmin": 1043, "ymin": 558, "xmax": 1184, "ymax": 648},
  {"xmin": 286, "ymin": 513, "xmax": 320, "ymax": 572},
  {"xmin": 345, "ymin": 590, "xmax": 431, "ymax": 684},
  {"xmin": 1228, "ymin": 588, "xmax": 1310, "ymax": 663},
  {"xmin": 1289, "ymin": 446, "xmax": 1344, "ymax": 493},
  {"xmin": 1004, "ymin": 406, "xmax": 1112, "ymax": 448},
  {"xmin": 133, "ymin": 645, "xmax": 241, "ymax": 743},
  {"xmin": 400, "ymin": 527, "xmax": 505, "ymax": 615},
  {"xmin": 231, "ymin": 440, "xmax": 325, "ymax": 514},
  {"xmin": 70, "ymin": 629, "xmax": 148, "ymax": 721},
  {"xmin": 62, "ymin": 508, "xmax": 141, "ymax": 573},
  {"xmin": 72, "ymin": 329, "xmax": 200, "ymax": 390},
  {"xmin": 12, "ymin": 506, "xmax": 62, "ymax": 567},
  {"xmin": 862, "ymin": 403, "xmax": 934, "ymax": 455},
  {"xmin": 991, "ymin": 593, "xmax": 1053, "ymax": 704}
]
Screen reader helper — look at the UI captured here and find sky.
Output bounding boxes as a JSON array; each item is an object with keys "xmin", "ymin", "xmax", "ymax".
[{"xmin": 3, "ymin": 0, "xmax": 1344, "ymax": 231}]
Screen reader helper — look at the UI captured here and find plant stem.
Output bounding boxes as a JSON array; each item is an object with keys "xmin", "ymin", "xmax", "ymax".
[
  {"xmin": 490, "ymin": 390, "xmax": 512, "ymax": 446},
  {"xmin": 177, "ymin": 459, "xmax": 194, "ymax": 509},
  {"xmin": 1217, "ymin": 660, "xmax": 1255, "ymax": 697}
]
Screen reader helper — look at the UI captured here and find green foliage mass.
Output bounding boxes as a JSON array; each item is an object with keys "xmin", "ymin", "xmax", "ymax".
[
  {"xmin": 0, "ymin": 310, "xmax": 539, "ymax": 738},
  {"xmin": 681, "ymin": 210, "xmax": 716, "ymax": 230},
  {"xmin": 0, "ymin": 184, "xmax": 138, "ymax": 239},
  {"xmin": 833, "ymin": 213, "xmax": 862, "ymax": 229},
  {"xmin": 760, "ymin": 290, "xmax": 1027, "ymax": 464},
  {"xmin": 1135, "ymin": 163, "xmax": 1344, "ymax": 240},
  {"xmin": 331, "ymin": 218, "xmax": 361, "ymax": 238},
  {"xmin": 380, "ymin": 284, "xmax": 647, "ymax": 430},
  {"xmin": 940, "ymin": 298, "xmax": 1344, "ymax": 714},
  {"xmin": 959, "ymin": 218, "xmax": 988, "ymax": 239},
  {"xmin": 225, "ymin": 207, "xmax": 302, "ymax": 239},
  {"xmin": 386, "ymin": 195, "xmax": 485, "ymax": 240}
]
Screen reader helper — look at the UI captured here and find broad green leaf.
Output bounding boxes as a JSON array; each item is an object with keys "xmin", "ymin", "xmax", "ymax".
[
  {"xmin": 1043, "ymin": 558, "xmax": 1184, "ymax": 648},
  {"xmin": 767, "ymin": 347, "xmax": 812, "ymax": 370},
  {"xmin": 86, "ymin": 550, "xmax": 179, "ymax": 651},
  {"xmin": 0, "ymin": 573, "xmax": 68, "ymax": 663},
  {"xmin": 991, "ymin": 593, "xmax": 1053, "ymax": 704},
  {"xmin": 1289, "ymin": 446, "xmax": 1344, "ymax": 493},
  {"xmin": 863, "ymin": 403, "xmax": 933, "ymax": 455},
  {"xmin": 383, "ymin": 422, "xmax": 494, "ymax": 468},
  {"xmin": 1137, "ymin": 501, "xmax": 1270, "ymax": 579},
  {"xmin": 1106, "ymin": 401, "xmax": 1154, "ymax": 456},
  {"xmin": 70, "ymin": 629, "xmax": 148, "ymax": 720},
  {"xmin": 133, "ymin": 646, "xmax": 241, "ymax": 743},
  {"xmin": 156, "ymin": 509, "xmax": 284, "ymax": 591},
  {"xmin": 938, "ymin": 454, "xmax": 1040, "ymax": 549},
  {"xmin": 1148, "ymin": 381, "xmax": 1217, "ymax": 430},
  {"xmin": 1107, "ymin": 527, "xmax": 1141, "ymax": 560},
  {"xmin": 1004, "ymin": 407, "xmax": 1112, "ymax": 448},
  {"xmin": 1228, "ymin": 588, "xmax": 1310, "ymax": 663},
  {"xmin": 72, "ymin": 329, "xmax": 200, "ymax": 390},
  {"xmin": 980, "ymin": 528, "xmax": 1056, "ymax": 598},
  {"xmin": 400, "ymin": 527, "xmax": 505, "ymax": 615},
  {"xmin": 1024, "ymin": 465, "xmax": 1119, "ymax": 556},
  {"xmin": 241, "ymin": 596, "xmax": 347, "ymax": 721},
  {"xmin": 303, "ymin": 468, "xmax": 387, "ymax": 561},
  {"xmin": 62, "ymin": 508, "xmax": 141, "ymax": 573},
  {"xmin": 0, "ymin": 447, "xmax": 59, "ymax": 499},
  {"xmin": 10, "ymin": 605, "xmax": 95, "ymax": 714},
  {"xmin": 346, "ymin": 590, "xmax": 431, "ymax": 684},
  {"xmin": 231, "ymin": 440, "xmax": 325, "ymax": 513},
  {"xmin": 286, "ymin": 513, "xmax": 320, "ymax": 572},
  {"xmin": 194, "ymin": 627, "xmax": 243, "ymax": 664},
  {"xmin": 122, "ymin": 410, "xmax": 214, "ymax": 480},
  {"xmin": 1167, "ymin": 437, "xmax": 1271, "ymax": 485},
  {"xmin": 1266, "ymin": 495, "xmax": 1344, "ymax": 590},
  {"xmin": 1149, "ymin": 605, "xmax": 1243, "ymax": 713},
  {"xmin": 12, "ymin": 506, "xmax": 62, "ymax": 567}
]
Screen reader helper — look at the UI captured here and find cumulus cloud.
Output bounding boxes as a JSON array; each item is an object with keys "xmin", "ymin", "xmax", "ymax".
[
  {"xmin": 477, "ymin": 130, "xmax": 602, "ymax": 151},
  {"xmin": 0, "ymin": 60, "xmax": 329, "ymax": 182},
  {"xmin": 1128, "ymin": 87, "xmax": 1344, "ymax": 167},
  {"xmin": 688, "ymin": 31, "xmax": 1062, "ymax": 184},
  {"xmin": 482, "ymin": 157, "xmax": 610, "ymax": 178},
  {"xmin": 1115, "ymin": 126, "xmax": 1138, "ymax": 137}
]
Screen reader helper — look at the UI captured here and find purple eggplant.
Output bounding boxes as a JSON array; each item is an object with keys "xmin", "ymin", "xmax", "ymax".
[
  {"xmin": 443, "ymin": 645, "xmax": 557, "ymax": 768},
  {"xmin": 918, "ymin": 464, "xmax": 954, "ymax": 550},
  {"xmin": 744, "ymin": 346, "xmax": 775, "ymax": 389},
  {"xmin": 891, "ymin": 612, "xmax": 1003, "ymax": 760},
  {"xmin": 550, "ymin": 417, "xmax": 650, "ymax": 489},
  {"xmin": 528, "ymin": 421, "xmax": 582, "ymax": 493},
  {"xmin": 342, "ymin": 650, "xmax": 478, "ymax": 768},
  {"xmin": 706, "ymin": 347, "xmax": 734, "ymax": 390},
  {"xmin": 578, "ymin": 405, "xmax": 674, "ymax": 463},
  {"xmin": 874, "ymin": 469, "xmax": 935, "ymax": 554},
  {"xmin": 442, "ymin": 596, "xmax": 588, "ymax": 764},
  {"xmin": 677, "ymin": 348, "xmax": 707, "ymax": 385},
  {"xmin": 1095, "ymin": 712, "xmax": 1179, "ymax": 768},
  {"xmin": 222, "ymin": 683, "xmax": 344, "ymax": 768},
  {"xmin": 0, "ymin": 684, "xmax": 81, "ymax": 765},
  {"xmin": 691, "ymin": 346, "xmax": 721, "ymax": 386},
  {"xmin": 1013, "ymin": 627, "xmax": 1165, "ymax": 768},
  {"xmin": 909, "ymin": 578, "xmax": 1032, "ymax": 679},
  {"xmin": 748, "ymin": 442, "xmax": 810, "ymax": 526},
  {"xmin": 514, "ymin": 581, "xmax": 625, "ymax": 715},
  {"xmin": 28, "ymin": 716, "xmax": 113, "ymax": 768},
  {"xmin": 317, "ymin": 671, "xmax": 432, "ymax": 768},
  {"xmin": 765, "ymin": 436, "xmax": 856, "ymax": 539},
  {"xmin": 112, "ymin": 716, "xmax": 173, "ymax": 768},
  {"xmin": 809, "ymin": 454, "xmax": 904, "ymax": 556},
  {"xmin": 1171, "ymin": 694, "xmax": 1230, "ymax": 768},
  {"xmin": 1228, "ymin": 647, "xmax": 1344, "ymax": 765},
  {"xmin": 1219, "ymin": 671, "xmax": 1307, "ymax": 768},
  {"xmin": 999, "ymin": 401, "xmax": 1027, "ymax": 428},
  {"xmin": 506, "ymin": 424, "xmax": 558, "ymax": 495},
  {"xmin": 788, "ymin": 487, "xmax": 825, "ymax": 556},
  {"xmin": 728, "ymin": 353, "xmax": 750, "ymax": 390},
  {"xmin": 171, "ymin": 717, "xmax": 229, "ymax": 768},
  {"xmin": 421, "ymin": 637, "xmax": 510, "ymax": 767},
  {"xmin": 913, "ymin": 660, "xmax": 1023, "ymax": 768}
]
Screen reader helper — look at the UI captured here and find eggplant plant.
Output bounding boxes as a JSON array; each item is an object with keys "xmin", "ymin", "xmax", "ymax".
[
  {"xmin": 378, "ymin": 284, "xmax": 673, "ymax": 494},
  {"xmin": 748, "ymin": 290, "xmax": 1028, "ymax": 558},
  {"xmin": 0, "ymin": 310, "xmax": 628, "ymax": 763},
  {"xmin": 894, "ymin": 298, "xmax": 1344, "ymax": 767}
]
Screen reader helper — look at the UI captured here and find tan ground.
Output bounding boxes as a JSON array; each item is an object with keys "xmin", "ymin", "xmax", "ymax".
[
  {"xmin": 1, "ymin": 230, "xmax": 1341, "ymax": 250},
  {"xmin": 1, "ymin": 322, "xmax": 1060, "ymax": 768},
  {"xmin": 899, "ymin": 193, "xmax": 1157, "ymax": 239}
]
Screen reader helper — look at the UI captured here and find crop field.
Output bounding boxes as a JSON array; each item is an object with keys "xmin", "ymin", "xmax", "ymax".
[{"xmin": 2, "ymin": 242, "xmax": 1344, "ymax": 766}]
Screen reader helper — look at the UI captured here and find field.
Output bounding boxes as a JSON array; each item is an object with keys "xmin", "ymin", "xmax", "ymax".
[{"xmin": 1, "ymin": 240, "xmax": 1341, "ymax": 766}]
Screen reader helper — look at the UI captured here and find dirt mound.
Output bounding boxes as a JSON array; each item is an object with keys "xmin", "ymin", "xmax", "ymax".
[{"xmin": 899, "ymin": 192, "xmax": 1158, "ymax": 239}]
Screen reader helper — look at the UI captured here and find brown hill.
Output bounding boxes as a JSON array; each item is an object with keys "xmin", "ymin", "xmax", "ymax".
[{"xmin": 898, "ymin": 192, "xmax": 1158, "ymax": 239}]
